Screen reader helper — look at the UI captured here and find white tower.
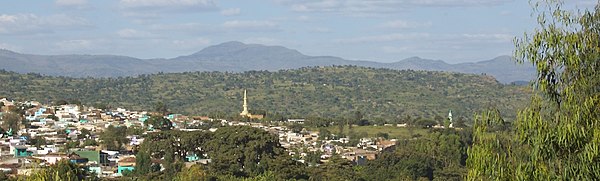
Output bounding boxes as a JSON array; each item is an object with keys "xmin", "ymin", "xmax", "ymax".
[
  {"xmin": 448, "ymin": 110, "xmax": 453, "ymax": 128},
  {"xmin": 240, "ymin": 89, "xmax": 251, "ymax": 117}
]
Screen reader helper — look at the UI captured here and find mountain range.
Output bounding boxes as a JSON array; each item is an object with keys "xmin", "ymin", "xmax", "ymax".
[{"xmin": 0, "ymin": 41, "xmax": 535, "ymax": 83}]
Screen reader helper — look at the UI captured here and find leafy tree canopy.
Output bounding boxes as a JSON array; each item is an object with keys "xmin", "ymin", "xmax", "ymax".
[{"xmin": 468, "ymin": 0, "xmax": 600, "ymax": 180}]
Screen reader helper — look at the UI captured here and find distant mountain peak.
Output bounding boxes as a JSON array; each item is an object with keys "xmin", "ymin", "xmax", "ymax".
[
  {"xmin": 0, "ymin": 49, "xmax": 19, "ymax": 55},
  {"xmin": 188, "ymin": 41, "xmax": 304, "ymax": 58},
  {"xmin": 398, "ymin": 56, "xmax": 446, "ymax": 64},
  {"xmin": 219, "ymin": 41, "xmax": 245, "ymax": 46},
  {"xmin": 405, "ymin": 56, "xmax": 423, "ymax": 60}
]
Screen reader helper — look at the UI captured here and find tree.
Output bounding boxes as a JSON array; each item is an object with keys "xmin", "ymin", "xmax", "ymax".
[
  {"xmin": 318, "ymin": 128, "xmax": 331, "ymax": 140},
  {"xmin": 99, "ymin": 125, "xmax": 127, "ymax": 151},
  {"xmin": 154, "ymin": 101, "xmax": 169, "ymax": 116},
  {"xmin": 28, "ymin": 136, "xmax": 47, "ymax": 149},
  {"xmin": 336, "ymin": 119, "xmax": 345, "ymax": 137},
  {"xmin": 163, "ymin": 158, "xmax": 184, "ymax": 180},
  {"xmin": 361, "ymin": 130, "xmax": 468, "ymax": 181},
  {"xmin": 93, "ymin": 103, "xmax": 108, "ymax": 110},
  {"xmin": 453, "ymin": 116, "xmax": 467, "ymax": 128},
  {"xmin": 82, "ymin": 139, "xmax": 98, "ymax": 147},
  {"xmin": 468, "ymin": 1, "xmax": 600, "ymax": 180},
  {"xmin": 173, "ymin": 164, "xmax": 206, "ymax": 181},
  {"xmin": 288, "ymin": 123, "xmax": 303, "ymax": 133},
  {"xmin": 355, "ymin": 119, "xmax": 370, "ymax": 126},
  {"xmin": 305, "ymin": 151, "xmax": 323, "ymax": 165},
  {"xmin": 415, "ymin": 118, "xmax": 436, "ymax": 128},
  {"xmin": 0, "ymin": 171, "xmax": 7, "ymax": 181},
  {"xmin": 47, "ymin": 114, "xmax": 59, "ymax": 121},
  {"xmin": 135, "ymin": 150, "xmax": 153, "ymax": 175},
  {"xmin": 145, "ymin": 116, "xmax": 172, "ymax": 131},
  {"xmin": 376, "ymin": 132, "xmax": 389, "ymax": 139},
  {"xmin": 78, "ymin": 128, "xmax": 91, "ymax": 139},
  {"xmin": 24, "ymin": 159, "xmax": 98, "ymax": 181},
  {"xmin": 55, "ymin": 100, "xmax": 69, "ymax": 106},
  {"xmin": 308, "ymin": 155, "xmax": 356, "ymax": 181},
  {"xmin": 140, "ymin": 131, "xmax": 210, "ymax": 166},
  {"xmin": 266, "ymin": 154, "xmax": 309, "ymax": 180},
  {"xmin": 205, "ymin": 126, "xmax": 285, "ymax": 177},
  {"xmin": 0, "ymin": 112, "xmax": 21, "ymax": 132}
]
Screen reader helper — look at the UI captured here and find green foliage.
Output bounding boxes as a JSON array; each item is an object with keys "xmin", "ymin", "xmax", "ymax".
[
  {"xmin": 288, "ymin": 123, "xmax": 304, "ymax": 133},
  {"xmin": 64, "ymin": 140, "xmax": 79, "ymax": 151},
  {"xmin": 362, "ymin": 129, "xmax": 469, "ymax": 181},
  {"xmin": 205, "ymin": 126, "xmax": 285, "ymax": 177},
  {"xmin": 78, "ymin": 128, "xmax": 91, "ymax": 139},
  {"xmin": 145, "ymin": 115, "xmax": 173, "ymax": 131},
  {"xmin": 0, "ymin": 66, "xmax": 528, "ymax": 123},
  {"xmin": 140, "ymin": 130, "xmax": 210, "ymax": 162},
  {"xmin": 376, "ymin": 132, "xmax": 389, "ymax": 139},
  {"xmin": 318, "ymin": 128, "xmax": 331, "ymax": 140},
  {"xmin": 173, "ymin": 164, "xmax": 206, "ymax": 181},
  {"xmin": 319, "ymin": 126, "xmax": 430, "ymax": 140},
  {"xmin": 154, "ymin": 101, "xmax": 169, "ymax": 116},
  {"xmin": 0, "ymin": 112, "xmax": 21, "ymax": 131},
  {"xmin": 134, "ymin": 150, "xmax": 153, "ymax": 176},
  {"xmin": 469, "ymin": 0, "xmax": 600, "ymax": 180},
  {"xmin": 22, "ymin": 160, "xmax": 98, "ymax": 181},
  {"xmin": 82, "ymin": 139, "xmax": 98, "ymax": 147},
  {"xmin": 467, "ymin": 110, "xmax": 516, "ymax": 180},
  {"xmin": 0, "ymin": 171, "xmax": 9, "ymax": 181},
  {"xmin": 129, "ymin": 125, "xmax": 471, "ymax": 180},
  {"xmin": 265, "ymin": 154, "xmax": 309, "ymax": 180},
  {"xmin": 99, "ymin": 125, "xmax": 128, "ymax": 150},
  {"xmin": 308, "ymin": 155, "xmax": 357, "ymax": 181},
  {"xmin": 28, "ymin": 136, "xmax": 47, "ymax": 149},
  {"xmin": 47, "ymin": 114, "xmax": 59, "ymax": 121}
]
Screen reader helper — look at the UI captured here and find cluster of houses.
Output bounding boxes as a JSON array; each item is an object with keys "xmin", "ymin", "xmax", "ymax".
[
  {"xmin": 0, "ymin": 98, "xmax": 399, "ymax": 178},
  {"xmin": 0, "ymin": 98, "xmax": 155, "ymax": 177},
  {"xmin": 225, "ymin": 119, "xmax": 398, "ymax": 165}
]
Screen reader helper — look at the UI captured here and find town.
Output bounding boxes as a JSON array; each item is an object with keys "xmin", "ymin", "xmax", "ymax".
[{"xmin": 0, "ymin": 89, "xmax": 457, "ymax": 179}]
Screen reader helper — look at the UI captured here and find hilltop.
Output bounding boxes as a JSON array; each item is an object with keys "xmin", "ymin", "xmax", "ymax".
[{"xmin": 0, "ymin": 41, "xmax": 534, "ymax": 83}]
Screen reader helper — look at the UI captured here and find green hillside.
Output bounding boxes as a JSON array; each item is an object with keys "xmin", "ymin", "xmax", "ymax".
[{"xmin": 0, "ymin": 66, "xmax": 529, "ymax": 122}]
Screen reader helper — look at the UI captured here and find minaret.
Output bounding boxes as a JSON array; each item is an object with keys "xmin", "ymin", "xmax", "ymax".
[
  {"xmin": 240, "ymin": 89, "xmax": 250, "ymax": 117},
  {"xmin": 448, "ymin": 110, "xmax": 453, "ymax": 128}
]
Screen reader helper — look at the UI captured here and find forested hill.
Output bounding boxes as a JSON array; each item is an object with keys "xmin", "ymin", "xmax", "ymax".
[{"xmin": 0, "ymin": 66, "xmax": 529, "ymax": 122}]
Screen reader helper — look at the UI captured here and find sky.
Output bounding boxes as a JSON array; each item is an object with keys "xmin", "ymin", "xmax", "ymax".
[{"xmin": 0, "ymin": 0, "xmax": 596, "ymax": 63}]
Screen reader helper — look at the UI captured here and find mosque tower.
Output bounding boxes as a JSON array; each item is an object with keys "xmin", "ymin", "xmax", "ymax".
[
  {"xmin": 448, "ymin": 110, "xmax": 453, "ymax": 128},
  {"xmin": 240, "ymin": 89, "xmax": 251, "ymax": 117}
]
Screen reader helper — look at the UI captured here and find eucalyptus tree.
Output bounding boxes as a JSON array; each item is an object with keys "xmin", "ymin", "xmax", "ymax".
[{"xmin": 468, "ymin": 0, "xmax": 600, "ymax": 180}]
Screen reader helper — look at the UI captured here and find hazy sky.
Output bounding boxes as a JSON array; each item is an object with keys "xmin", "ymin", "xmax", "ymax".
[{"xmin": 0, "ymin": 0, "xmax": 596, "ymax": 63}]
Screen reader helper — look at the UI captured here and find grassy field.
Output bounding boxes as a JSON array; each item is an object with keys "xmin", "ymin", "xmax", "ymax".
[{"xmin": 317, "ymin": 125, "xmax": 431, "ymax": 139}]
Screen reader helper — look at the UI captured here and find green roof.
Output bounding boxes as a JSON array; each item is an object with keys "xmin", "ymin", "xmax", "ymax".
[{"xmin": 73, "ymin": 151, "xmax": 100, "ymax": 163}]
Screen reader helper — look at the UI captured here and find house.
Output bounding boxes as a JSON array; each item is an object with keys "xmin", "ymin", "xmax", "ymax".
[
  {"xmin": 33, "ymin": 153, "xmax": 67, "ymax": 165},
  {"xmin": 73, "ymin": 150, "xmax": 105, "ymax": 165},
  {"xmin": 287, "ymin": 119, "xmax": 305, "ymax": 124},
  {"xmin": 13, "ymin": 145, "xmax": 32, "ymax": 157},
  {"xmin": 68, "ymin": 152, "xmax": 89, "ymax": 164},
  {"xmin": 185, "ymin": 152, "xmax": 200, "ymax": 162},
  {"xmin": 117, "ymin": 156, "xmax": 136, "ymax": 174}
]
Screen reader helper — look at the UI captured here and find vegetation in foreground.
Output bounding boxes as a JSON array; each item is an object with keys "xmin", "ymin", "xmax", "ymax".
[
  {"xmin": 4, "ymin": 126, "xmax": 471, "ymax": 181},
  {"xmin": 468, "ymin": 0, "xmax": 600, "ymax": 180}
]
